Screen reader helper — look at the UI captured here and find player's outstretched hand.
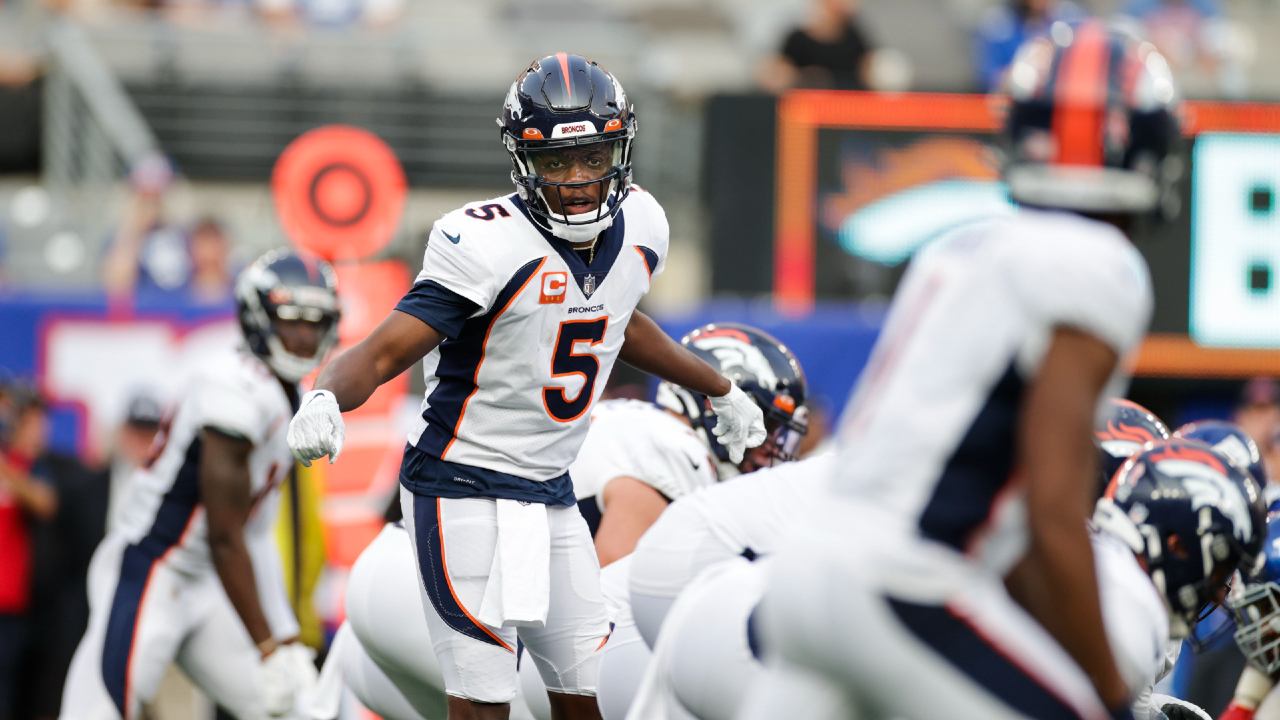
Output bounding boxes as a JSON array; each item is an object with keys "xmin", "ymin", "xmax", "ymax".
[
  {"xmin": 261, "ymin": 643, "xmax": 318, "ymax": 717},
  {"xmin": 288, "ymin": 390, "xmax": 344, "ymax": 467},
  {"xmin": 708, "ymin": 382, "xmax": 767, "ymax": 464}
]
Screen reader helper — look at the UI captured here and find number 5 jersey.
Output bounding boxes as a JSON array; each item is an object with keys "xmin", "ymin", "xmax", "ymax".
[{"xmin": 394, "ymin": 188, "xmax": 668, "ymax": 505}]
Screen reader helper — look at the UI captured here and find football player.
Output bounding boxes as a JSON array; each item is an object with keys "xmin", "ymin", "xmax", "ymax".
[
  {"xmin": 1222, "ymin": 508, "xmax": 1280, "ymax": 720},
  {"xmin": 310, "ymin": 323, "xmax": 806, "ymax": 720},
  {"xmin": 631, "ymin": 440, "xmax": 1253, "ymax": 720},
  {"xmin": 752, "ymin": 22, "xmax": 1186, "ymax": 720},
  {"xmin": 287, "ymin": 54, "xmax": 766, "ymax": 720},
  {"xmin": 573, "ymin": 322, "xmax": 808, "ymax": 565},
  {"xmin": 60, "ymin": 250, "xmax": 340, "ymax": 720}
]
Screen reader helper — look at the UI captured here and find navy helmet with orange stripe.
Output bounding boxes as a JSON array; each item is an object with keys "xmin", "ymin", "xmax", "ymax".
[
  {"xmin": 500, "ymin": 54, "xmax": 636, "ymax": 243},
  {"xmin": 235, "ymin": 248, "xmax": 341, "ymax": 382},
  {"xmin": 1175, "ymin": 419, "xmax": 1266, "ymax": 487},
  {"xmin": 1003, "ymin": 21, "xmax": 1181, "ymax": 215},
  {"xmin": 1095, "ymin": 438, "xmax": 1266, "ymax": 638},
  {"xmin": 655, "ymin": 323, "xmax": 808, "ymax": 476},
  {"xmin": 1094, "ymin": 397, "xmax": 1170, "ymax": 499}
]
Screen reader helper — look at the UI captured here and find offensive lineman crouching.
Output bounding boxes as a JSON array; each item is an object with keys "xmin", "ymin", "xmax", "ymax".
[{"xmin": 288, "ymin": 54, "xmax": 766, "ymax": 720}]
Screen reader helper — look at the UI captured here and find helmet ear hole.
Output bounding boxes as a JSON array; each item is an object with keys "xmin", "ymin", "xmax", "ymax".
[{"xmin": 1166, "ymin": 533, "xmax": 1189, "ymax": 560}]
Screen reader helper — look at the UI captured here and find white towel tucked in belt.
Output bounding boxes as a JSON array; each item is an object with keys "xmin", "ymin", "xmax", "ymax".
[{"xmin": 478, "ymin": 499, "xmax": 551, "ymax": 628}]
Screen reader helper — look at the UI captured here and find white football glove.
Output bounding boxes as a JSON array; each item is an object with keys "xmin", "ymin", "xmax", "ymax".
[
  {"xmin": 708, "ymin": 382, "xmax": 767, "ymax": 464},
  {"xmin": 260, "ymin": 643, "xmax": 318, "ymax": 717},
  {"xmin": 288, "ymin": 390, "xmax": 344, "ymax": 467}
]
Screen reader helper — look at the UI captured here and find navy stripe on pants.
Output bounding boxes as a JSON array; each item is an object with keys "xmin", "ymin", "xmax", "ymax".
[{"xmin": 887, "ymin": 597, "xmax": 1085, "ymax": 720}]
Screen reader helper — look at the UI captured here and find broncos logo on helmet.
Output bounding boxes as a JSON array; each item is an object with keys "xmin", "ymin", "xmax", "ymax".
[
  {"xmin": 1096, "ymin": 439, "xmax": 1266, "ymax": 639},
  {"xmin": 1094, "ymin": 397, "xmax": 1169, "ymax": 500},
  {"xmin": 1175, "ymin": 419, "xmax": 1267, "ymax": 488},
  {"xmin": 656, "ymin": 323, "xmax": 808, "ymax": 476}
]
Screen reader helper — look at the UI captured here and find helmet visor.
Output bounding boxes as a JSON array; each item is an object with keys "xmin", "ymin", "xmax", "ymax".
[{"xmin": 525, "ymin": 141, "xmax": 619, "ymax": 184}]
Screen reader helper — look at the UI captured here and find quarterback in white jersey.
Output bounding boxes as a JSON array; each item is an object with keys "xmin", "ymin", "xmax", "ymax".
[
  {"xmin": 312, "ymin": 323, "xmax": 806, "ymax": 720},
  {"xmin": 288, "ymin": 55, "xmax": 766, "ymax": 720},
  {"xmin": 61, "ymin": 250, "xmax": 340, "ymax": 720},
  {"xmin": 753, "ymin": 23, "xmax": 1183, "ymax": 720}
]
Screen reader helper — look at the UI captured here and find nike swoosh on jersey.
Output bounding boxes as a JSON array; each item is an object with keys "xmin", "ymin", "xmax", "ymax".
[{"xmin": 443, "ymin": 230, "xmax": 461, "ymax": 244}]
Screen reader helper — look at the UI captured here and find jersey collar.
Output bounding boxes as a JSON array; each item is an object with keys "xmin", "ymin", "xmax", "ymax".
[{"xmin": 510, "ymin": 193, "xmax": 626, "ymax": 299}]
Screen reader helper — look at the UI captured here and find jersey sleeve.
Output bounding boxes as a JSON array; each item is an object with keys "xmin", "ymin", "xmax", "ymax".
[
  {"xmin": 1003, "ymin": 218, "xmax": 1153, "ymax": 356},
  {"xmin": 395, "ymin": 280, "xmax": 482, "ymax": 339},
  {"xmin": 188, "ymin": 369, "xmax": 270, "ymax": 445},
  {"xmin": 574, "ymin": 407, "xmax": 714, "ymax": 504},
  {"xmin": 629, "ymin": 189, "xmax": 670, "ymax": 280},
  {"xmin": 415, "ymin": 220, "xmax": 501, "ymax": 312}
]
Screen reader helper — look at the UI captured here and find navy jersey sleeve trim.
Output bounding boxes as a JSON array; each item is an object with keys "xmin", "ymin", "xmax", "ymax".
[
  {"xmin": 395, "ymin": 280, "xmax": 482, "ymax": 340},
  {"xmin": 635, "ymin": 246, "xmax": 659, "ymax": 277},
  {"xmin": 103, "ymin": 437, "xmax": 203, "ymax": 716},
  {"xmin": 416, "ymin": 257, "xmax": 547, "ymax": 460}
]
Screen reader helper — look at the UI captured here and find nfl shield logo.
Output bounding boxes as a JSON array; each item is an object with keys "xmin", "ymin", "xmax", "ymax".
[{"xmin": 583, "ymin": 274, "xmax": 597, "ymax": 297}]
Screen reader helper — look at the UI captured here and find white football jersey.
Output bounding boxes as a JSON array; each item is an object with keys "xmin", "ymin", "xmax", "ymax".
[
  {"xmin": 570, "ymin": 399, "xmax": 716, "ymax": 511},
  {"xmin": 114, "ymin": 349, "xmax": 295, "ymax": 579},
  {"xmin": 831, "ymin": 210, "xmax": 1153, "ymax": 575},
  {"xmin": 1092, "ymin": 529, "xmax": 1170, "ymax": 712},
  {"xmin": 677, "ymin": 453, "xmax": 834, "ymax": 555},
  {"xmin": 399, "ymin": 190, "xmax": 668, "ymax": 504}
]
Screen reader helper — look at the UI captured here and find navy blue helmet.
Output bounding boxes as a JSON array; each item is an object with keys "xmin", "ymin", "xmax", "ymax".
[
  {"xmin": 1095, "ymin": 439, "xmax": 1267, "ymax": 638},
  {"xmin": 235, "ymin": 249, "xmax": 340, "ymax": 382},
  {"xmin": 500, "ymin": 53, "xmax": 636, "ymax": 243},
  {"xmin": 656, "ymin": 323, "xmax": 807, "ymax": 474},
  {"xmin": 1003, "ymin": 21, "xmax": 1181, "ymax": 216},
  {"xmin": 1094, "ymin": 398, "xmax": 1170, "ymax": 500},
  {"xmin": 1175, "ymin": 420, "xmax": 1267, "ymax": 487}
]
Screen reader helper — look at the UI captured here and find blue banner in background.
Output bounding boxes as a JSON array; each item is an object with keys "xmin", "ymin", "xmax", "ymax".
[
  {"xmin": 0, "ymin": 291, "xmax": 236, "ymax": 455},
  {"xmin": 0, "ymin": 292, "xmax": 888, "ymax": 457}
]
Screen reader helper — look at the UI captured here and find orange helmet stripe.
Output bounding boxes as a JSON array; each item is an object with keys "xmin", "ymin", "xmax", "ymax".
[
  {"xmin": 557, "ymin": 52, "xmax": 573, "ymax": 102},
  {"xmin": 1052, "ymin": 21, "xmax": 1109, "ymax": 166}
]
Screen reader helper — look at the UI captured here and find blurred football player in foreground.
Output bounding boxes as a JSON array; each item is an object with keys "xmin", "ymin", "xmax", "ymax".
[
  {"xmin": 748, "ymin": 21, "xmax": 1196, "ymax": 720},
  {"xmin": 60, "ymin": 250, "xmax": 339, "ymax": 720},
  {"xmin": 624, "ymin": 440, "xmax": 1257, "ymax": 720}
]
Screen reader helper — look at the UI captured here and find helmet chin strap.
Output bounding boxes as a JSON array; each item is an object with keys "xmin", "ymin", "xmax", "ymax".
[
  {"xmin": 545, "ymin": 212, "xmax": 614, "ymax": 243},
  {"xmin": 265, "ymin": 335, "xmax": 323, "ymax": 382}
]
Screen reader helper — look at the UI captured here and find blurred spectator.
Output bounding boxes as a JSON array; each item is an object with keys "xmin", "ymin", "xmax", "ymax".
[
  {"xmin": 0, "ymin": 388, "xmax": 56, "ymax": 720},
  {"xmin": 105, "ymin": 392, "xmax": 163, "ymax": 533},
  {"xmin": 102, "ymin": 157, "xmax": 234, "ymax": 308},
  {"xmin": 1235, "ymin": 376, "xmax": 1280, "ymax": 487},
  {"xmin": 758, "ymin": 0, "xmax": 875, "ymax": 93},
  {"xmin": 20, "ymin": 453, "xmax": 107, "ymax": 720},
  {"xmin": 1121, "ymin": 0, "xmax": 1245, "ymax": 97},
  {"xmin": 973, "ymin": 0, "xmax": 1085, "ymax": 92}
]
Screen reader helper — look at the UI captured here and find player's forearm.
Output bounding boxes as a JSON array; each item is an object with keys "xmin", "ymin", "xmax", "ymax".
[
  {"xmin": 209, "ymin": 533, "xmax": 274, "ymax": 646},
  {"xmin": 620, "ymin": 311, "xmax": 731, "ymax": 397},
  {"xmin": 1015, "ymin": 517, "xmax": 1129, "ymax": 707},
  {"xmin": 313, "ymin": 346, "xmax": 384, "ymax": 412},
  {"xmin": 1013, "ymin": 326, "xmax": 1127, "ymax": 708},
  {"xmin": 0, "ymin": 463, "xmax": 57, "ymax": 520},
  {"xmin": 314, "ymin": 311, "xmax": 445, "ymax": 412}
]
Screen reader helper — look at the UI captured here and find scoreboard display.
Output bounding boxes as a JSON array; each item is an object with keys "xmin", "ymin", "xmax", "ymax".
[{"xmin": 773, "ymin": 91, "xmax": 1280, "ymax": 373}]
